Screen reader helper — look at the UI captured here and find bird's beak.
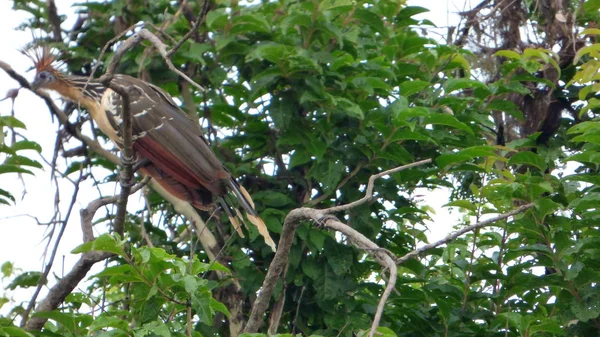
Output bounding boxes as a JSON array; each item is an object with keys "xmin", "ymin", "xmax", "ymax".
[{"xmin": 30, "ymin": 78, "xmax": 41, "ymax": 91}]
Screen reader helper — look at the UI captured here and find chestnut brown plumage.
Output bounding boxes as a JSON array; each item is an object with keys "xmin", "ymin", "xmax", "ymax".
[{"xmin": 26, "ymin": 47, "xmax": 276, "ymax": 251}]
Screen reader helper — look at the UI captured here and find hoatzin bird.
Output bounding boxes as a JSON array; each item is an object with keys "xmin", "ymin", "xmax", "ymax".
[{"xmin": 26, "ymin": 47, "xmax": 276, "ymax": 251}]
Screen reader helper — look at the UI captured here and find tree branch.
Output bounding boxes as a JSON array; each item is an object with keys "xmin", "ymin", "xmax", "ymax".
[
  {"xmin": 245, "ymin": 158, "xmax": 531, "ymax": 337},
  {"xmin": 395, "ymin": 203, "xmax": 535, "ymax": 265},
  {"xmin": 245, "ymin": 159, "xmax": 432, "ymax": 334}
]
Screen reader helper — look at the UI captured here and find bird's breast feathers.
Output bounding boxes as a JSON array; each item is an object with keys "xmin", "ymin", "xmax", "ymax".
[{"xmin": 96, "ymin": 88, "xmax": 122, "ymax": 143}]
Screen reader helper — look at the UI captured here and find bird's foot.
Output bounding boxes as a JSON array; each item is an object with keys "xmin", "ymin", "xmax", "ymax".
[
  {"xmin": 314, "ymin": 214, "xmax": 338, "ymax": 229},
  {"xmin": 120, "ymin": 154, "xmax": 136, "ymax": 167},
  {"xmin": 119, "ymin": 155, "xmax": 137, "ymax": 187},
  {"xmin": 119, "ymin": 171, "xmax": 136, "ymax": 188},
  {"xmin": 132, "ymin": 158, "xmax": 151, "ymax": 172}
]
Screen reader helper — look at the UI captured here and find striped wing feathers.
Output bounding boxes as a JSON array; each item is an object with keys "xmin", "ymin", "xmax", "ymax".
[{"xmin": 100, "ymin": 75, "xmax": 276, "ymax": 251}]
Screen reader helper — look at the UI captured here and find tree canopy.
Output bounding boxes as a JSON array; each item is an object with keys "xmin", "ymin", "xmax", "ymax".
[{"xmin": 1, "ymin": 0, "xmax": 600, "ymax": 336}]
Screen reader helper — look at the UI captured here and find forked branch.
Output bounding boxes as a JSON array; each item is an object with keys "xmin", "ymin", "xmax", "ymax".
[{"xmin": 245, "ymin": 159, "xmax": 535, "ymax": 337}]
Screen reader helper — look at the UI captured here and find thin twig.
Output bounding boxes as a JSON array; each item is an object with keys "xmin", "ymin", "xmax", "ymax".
[
  {"xmin": 20, "ymin": 171, "xmax": 84, "ymax": 328},
  {"xmin": 395, "ymin": 203, "xmax": 535, "ymax": 265},
  {"xmin": 323, "ymin": 159, "xmax": 432, "ymax": 214},
  {"xmin": 167, "ymin": 0, "xmax": 210, "ymax": 57}
]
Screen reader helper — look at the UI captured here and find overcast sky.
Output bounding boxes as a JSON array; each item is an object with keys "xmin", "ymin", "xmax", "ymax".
[{"xmin": 0, "ymin": 0, "xmax": 463, "ymax": 308}]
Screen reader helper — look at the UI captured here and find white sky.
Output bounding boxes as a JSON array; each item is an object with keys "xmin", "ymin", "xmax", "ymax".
[{"xmin": 0, "ymin": 0, "xmax": 464, "ymax": 309}]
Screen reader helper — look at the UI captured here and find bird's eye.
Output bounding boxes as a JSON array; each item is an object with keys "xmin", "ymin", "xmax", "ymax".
[{"xmin": 38, "ymin": 71, "xmax": 53, "ymax": 81}]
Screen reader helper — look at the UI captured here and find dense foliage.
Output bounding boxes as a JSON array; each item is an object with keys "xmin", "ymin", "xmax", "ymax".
[{"xmin": 1, "ymin": 0, "xmax": 600, "ymax": 336}]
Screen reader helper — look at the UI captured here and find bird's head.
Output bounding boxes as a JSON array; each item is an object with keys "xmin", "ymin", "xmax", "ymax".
[{"xmin": 23, "ymin": 46, "xmax": 65, "ymax": 92}]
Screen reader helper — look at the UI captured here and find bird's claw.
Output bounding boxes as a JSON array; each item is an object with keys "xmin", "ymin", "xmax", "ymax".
[
  {"xmin": 314, "ymin": 214, "xmax": 337, "ymax": 229},
  {"xmin": 132, "ymin": 158, "xmax": 151, "ymax": 172},
  {"xmin": 120, "ymin": 154, "xmax": 136, "ymax": 167},
  {"xmin": 119, "ymin": 173, "xmax": 136, "ymax": 188}
]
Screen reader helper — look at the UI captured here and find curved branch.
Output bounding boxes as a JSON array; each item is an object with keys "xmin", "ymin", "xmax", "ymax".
[{"xmin": 245, "ymin": 159, "xmax": 432, "ymax": 334}]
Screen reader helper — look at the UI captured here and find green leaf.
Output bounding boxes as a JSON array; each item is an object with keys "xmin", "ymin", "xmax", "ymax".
[
  {"xmin": 437, "ymin": 153, "xmax": 473, "ymax": 168},
  {"xmin": 0, "ymin": 188, "xmax": 15, "ymax": 204},
  {"xmin": 354, "ymin": 8, "xmax": 385, "ymax": 34},
  {"xmin": 71, "ymin": 234, "xmax": 125, "ymax": 257},
  {"xmin": 32, "ymin": 311, "xmax": 81, "ymax": 333},
  {"xmin": 7, "ymin": 271, "xmax": 42, "ymax": 290},
  {"xmin": 0, "ymin": 327, "xmax": 35, "ymax": 337},
  {"xmin": 8, "ymin": 140, "xmax": 42, "ymax": 153},
  {"xmin": 571, "ymin": 296, "xmax": 600, "ymax": 322},
  {"xmin": 399, "ymin": 80, "xmax": 429, "ymax": 96},
  {"xmin": 0, "ymin": 164, "xmax": 33, "ymax": 175},
  {"xmin": 252, "ymin": 191, "xmax": 295, "ymax": 207},
  {"xmin": 89, "ymin": 315, "xmax": 131, "ymax": 332},
  {"xmin": 486, "ymin": 99, "xmax": 524, "ymax": 120},
  {"xmin": 508, "ymin": 151, "xmax": 547, "ymax": 171},
  {"xmin": 375, "ymin": 327, "xmax": 398, "ymax": 337},
  {"xmin": 388, "ymin": 96, "xmax": 409, "ymax": 119},
  {"xmin": 206, "ymin": 8, "xmax": 228, "ymax": 29},
  {"xmin": 423, "ymin": 113, "xmax": 474, "ymax": 135},
  {"xmin": 289, "ymin": 150, "xmax": 312, "ymax": 168},
  {"xmin": 565, "ymin": 261, "xmax": 585, "ymax": 281},
  {"xmin": 1, "ymin": 262, "xmax": 13, "ymax": 278},
  {"xmin": 0, "ymin": 116, "xmax": 26, "ymax": 129},
  {"xmin": 319, "ymin": 0, "xmax": 352, "ymax": 11},
  {"xmin": 569, "ymin": 192, "xmax": 600, "ymax": 212},
  {"xmin": 310, "ymin": 160, "xmax": 344, "ymax": 192},
  {"xmin": 3, "ymin": 155, "xmax": 42, "ymax": 168},
  {"xmin": 210, "ymin": 297, "xmax": 230, "ymax": 318},
  {"xmin": 444, "ymin": 78, "xmax": 489, "ymax": 94},
  {"xmin": 331, "ymin": 96, "xmax": 364, "ymax": 119},
  {"xmin": 191, "ymin": 291, "xmax": 213, "ymax": 325},
  {"xmin": 495, "ymin": 50, "xmax": 522, "ymax": 59},
  {"xmin": 444, "ymin": 200, "xmax": 477, "ymax": 212},
  {"xmin": 246, "ymin": 43, "xmax": 294, "ymax": 64},
  {"xmin": 231, "ymin": 14, "xmax": 271, "ymax": 35}
]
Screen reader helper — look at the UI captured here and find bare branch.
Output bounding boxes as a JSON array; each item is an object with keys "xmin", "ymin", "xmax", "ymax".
[
  {"xmin": 47, "ymin": 0, "xmax": 62, "ymax": 42},
  {"xmin": 325, "ymin": 217, "xmax": 396, "ymax": 337},
  {"xmin": 246, "ymin": 159, "xmax": 530, "ymax": 337},
  {"xmin": 99, "ymin": 29, "xmax": 204, "ymax": 92},
  {"xmin": 396, "ymin": 203, "xmax": 535, "ymax": 265},
  {"xmin": 101, "ymin": 81, "xmax": 135, "ymax": 236},
  {"xmin": 21, "ymin": 171, "xmax": 83, "ymax": 328},
  {"xmin": 323, "ymin": 159, "xmax": 432, "ymax": 214},
  {"xmin": 167, "ymin": 0, "xmax": 211, "ymax": 57}
]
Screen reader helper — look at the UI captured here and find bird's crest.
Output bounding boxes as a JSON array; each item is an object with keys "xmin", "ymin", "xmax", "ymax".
[{"xmin": 21, "ymin": 44, "xmax": 61, "ymax": 75}]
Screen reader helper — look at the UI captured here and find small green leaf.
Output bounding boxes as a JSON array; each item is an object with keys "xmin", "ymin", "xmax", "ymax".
[
  {"xmin": 399, "ymin": 80, "xmax": 429, "ymax": 96},
  {"xmin": 246, "ymin": 43, "xmax": 294, "ymax": 64},
  {"xmin": 210, "ymin": 297, "xmax": 230, "ymax": 317},
  {"xmin": 0, "ymin": 116, "xmax": 26, "ymax": 129},
  {"xmin": 7, "ymin": 271, "xmax": 42, "ymax": 290},
  {"xmin": 565, "ymin": 261, "xmax": 584, "ymax": 281},
  {"xmin": 71, "ymin": 234, "xmax": 125, "ymax": 257},
  {"xmin": 231, "ymin": 14, "xmax": 271, "ymax": 35},
  {"xmin": 444, "ymin": 200, "xmax": 477, "ymax": 212},
  {"xmin": 487, "ymin": 99, "xmax": 524, "ymax": 120},
  {"xmin": 1, "ymin": 261, "xmax": 13, "ymax": 278},
  {"xmin": 423, "ymin": 113, "xmax": 474, "ymax": 135},
  {"xmin": 437, "ymin": 153, "xmax": 473, "ymax": 169},
  {"xmin": 206, "ymin": 8, "xmax": 228, "ymax": 29},
  {"xmin": 508, "ymin": 151, "xmax": 547, "ymax": 171},
  {"xmin": 3, "ymin": 155, "xmax": 42, "ymax": 168},
  {"xmin": 331, "ymin": 96, "xmax": 364, "ymax": 119},
  {"xmin": 0, "ymin": 164, "xmax": 33, "ymax": 175},
  {"xmin": 0, "ymin": 327, "xmax": 35, "ymax": 337},
  {"xmin": 444, "ymin": 78, "xmax": 489, "ymax": 94},
  {"xmin": 495, "ymin": 50, "xmax": 522, "ymax": 59}
]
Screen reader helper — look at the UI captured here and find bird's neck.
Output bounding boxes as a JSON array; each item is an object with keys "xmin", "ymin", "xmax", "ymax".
[{"xmin": 47, "ymin": 76, "xmax": 106, "ymax": 111}]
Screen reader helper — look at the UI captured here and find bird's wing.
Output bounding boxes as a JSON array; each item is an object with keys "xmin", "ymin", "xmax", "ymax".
[
  {"xmin": 104, "ymin": 75, "xmax": 277, "ymax": 251},
  {"xmin": 105, "ymin": 74, "xmax": 229, "ymax": 197}
]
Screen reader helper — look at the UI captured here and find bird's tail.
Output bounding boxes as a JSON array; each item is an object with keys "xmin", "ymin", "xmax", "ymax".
[{"xmin": 220, "ymin": 179, "xmax": 277, "ymax": 252}]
